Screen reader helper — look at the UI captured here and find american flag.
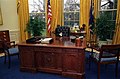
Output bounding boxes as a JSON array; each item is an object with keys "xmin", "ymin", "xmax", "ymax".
[{"xmin": 47, "ymin": 0, "xmax": 52, "ymax": 33}]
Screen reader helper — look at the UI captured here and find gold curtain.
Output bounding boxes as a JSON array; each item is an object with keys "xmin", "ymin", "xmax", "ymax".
[
  {"xmin": 47, "ymin": 0, "xmax": 63, "ymax": 36},
  {"xmin": 17, "ymin": 0, "xmax": 29, "ymax": 42},
  {"xmin": 80, "ymin": 0, "xmax": 91, "ymax": 41},
  {"xmin": 113, "ymin": 0, "xmax": 120, "ymax": 44},
  {"xmin": 94, "ymin": 0, "xmax": 98, "ymax": 18}
]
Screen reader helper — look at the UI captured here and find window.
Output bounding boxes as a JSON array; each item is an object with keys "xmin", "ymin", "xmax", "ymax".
[
  {"xmin": 100, "ymin": 0, "xmax": 117, "ymax": 10},
  {"xmin": 98, "ymin": 0, "xmax": 117, "ymax": 39},
  {"xmin": 28, "ymin": 0, "xmax": 80, "ymax": 33},
  {"xmin": 28, "ymin": 0, "xmax": 46, "ymax": 36},
  {"xmin": 28, "ymin": 0, "xmax": 46, "ymax": 21},
  {"xmin": 64, "ymin": 0, "xmax": 80, "ymax": 27}
]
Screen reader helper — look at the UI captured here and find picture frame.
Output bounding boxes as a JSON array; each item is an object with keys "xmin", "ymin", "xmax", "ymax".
[{"xmin": 0, "ymin": 6, "xmax": 3, "ymax": 25}]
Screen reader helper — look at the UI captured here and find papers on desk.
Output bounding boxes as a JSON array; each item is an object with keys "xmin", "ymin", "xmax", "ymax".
[{"xmin": 40, "ymin": 38, "xmax": 53, "ymax": 44}]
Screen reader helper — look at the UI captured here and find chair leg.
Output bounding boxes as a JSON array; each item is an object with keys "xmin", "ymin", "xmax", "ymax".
[
  {"xmin": 97, "ymin": 63, "xmax": 100, "ymax": 79},
  {"xmin": 8, "ymin": 54, "xmax": 11, "ymax": 69},
  {"xmin": 4, "ymin": 53, "xmax": 7, "ymax": 64}
]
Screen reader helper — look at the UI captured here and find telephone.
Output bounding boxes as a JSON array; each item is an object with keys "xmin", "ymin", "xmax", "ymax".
[{"xmin": 26, "ymin": 37, "xmax": 41, "ymax": 43}]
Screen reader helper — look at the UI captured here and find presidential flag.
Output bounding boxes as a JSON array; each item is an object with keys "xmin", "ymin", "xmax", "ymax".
[
  {"xmin": 47, "ymin": 0, "xmax": 52, "ymax": 33},
  {"xmin": 89, "ymin": 1, "xmax": 94, "ymax": 34}
]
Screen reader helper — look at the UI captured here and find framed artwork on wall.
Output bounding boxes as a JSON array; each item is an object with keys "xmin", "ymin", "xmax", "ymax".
[{"xmin": 0, "ymin": 6, "xmax": 3, "ymax": 25}]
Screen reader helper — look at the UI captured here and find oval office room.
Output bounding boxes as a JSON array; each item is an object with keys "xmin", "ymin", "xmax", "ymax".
[{"xmin": 0, "ymin": 0, "xmax": 120, "ymax": 79}]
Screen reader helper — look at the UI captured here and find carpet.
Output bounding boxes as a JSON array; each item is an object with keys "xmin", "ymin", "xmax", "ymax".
[{"xmin": 0, "ymin": 53, "xmax": 120, "ymax": 79}]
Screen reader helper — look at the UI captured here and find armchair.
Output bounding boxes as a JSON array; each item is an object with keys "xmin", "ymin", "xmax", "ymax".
[
  {"xmin": 0, "ymin": 30, "xmax": 19, "ymax": 68},
  {"xmin": 2, "ymin": 41, "xmax": 19, "ymax": 68}
]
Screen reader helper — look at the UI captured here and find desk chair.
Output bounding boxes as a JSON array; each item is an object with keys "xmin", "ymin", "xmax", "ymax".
[
  {"xmin": 55, "ymin": 26, "xmax": 70, "ymax": 37},
  {"xmin": 88, "ymin": 44, "xmax": 120, "ymax": 79}
]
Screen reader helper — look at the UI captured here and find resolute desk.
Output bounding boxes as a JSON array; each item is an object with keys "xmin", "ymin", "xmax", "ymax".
[{"xmin": 18, "ymin": 37, "xmax": 86, "ymax": 79}]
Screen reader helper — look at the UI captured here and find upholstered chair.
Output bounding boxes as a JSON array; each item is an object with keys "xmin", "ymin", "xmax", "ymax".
[
  {"xmin": 87, "ymin": 44, "xmax": 120, "ymax": 79},
  {"xmin": 55, "ymin": 26, "xmax": 70, "ymax": 37},
  {"xmin": 2, "ymin": 40, "xmax": 19, "ymax": 68}
]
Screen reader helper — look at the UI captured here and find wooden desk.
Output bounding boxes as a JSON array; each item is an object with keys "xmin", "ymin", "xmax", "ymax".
[{"xmin": 18, "ymin": 37, "xmax": 86, "ymax": 79}]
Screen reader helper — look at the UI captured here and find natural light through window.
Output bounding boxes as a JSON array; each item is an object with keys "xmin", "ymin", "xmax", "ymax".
[
  {"xmin": 28, "ymin": 0, "xmax": 45, "ymax": 20},
  {"xmin": 28, "ymin": 0, "xmax": 45, "ymax": 13},
  {"xmin": 64, "ymin": 0, "xmax": 80, "ymax": 27}
]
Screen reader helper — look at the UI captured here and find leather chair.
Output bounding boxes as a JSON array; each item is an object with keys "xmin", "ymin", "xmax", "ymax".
[
  {"xmin": 55, "ymin": 26, "xmax": 70, "ymax": 37},
  {"xmin": 88, "ymin": 44, "xmax": 120, "ymax": 79}
]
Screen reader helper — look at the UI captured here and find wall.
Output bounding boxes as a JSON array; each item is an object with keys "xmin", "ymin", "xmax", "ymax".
[{"xmin": 0, "ymin": 0, "xmax": 19, "ymax": 43}]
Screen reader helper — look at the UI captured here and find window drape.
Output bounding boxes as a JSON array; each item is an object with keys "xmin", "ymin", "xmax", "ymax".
[
  {"xmin": 17, "ymin": 0, "xmax": 29, "ymax": 42},
  {"xmin": 94, "ymin": 0, "xmax": 98, "ymax": 20},
  {"xmin": 47, "ymin": 0, "xmax": 63, "ymax": 36},
  {"xmin": 80, "ymin": 0, "xmax": 91, "ymax": 41},
  {"xmin": 113, "ymin": 0, "xmax": 120, "ymax": 44}
]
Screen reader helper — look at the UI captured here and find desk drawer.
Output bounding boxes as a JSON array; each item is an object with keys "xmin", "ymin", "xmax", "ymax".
[
  {"xmin": 19, "ymin": 46, "xmax": 34, "ymax": 51},
  {"xmin": 63, "ymin": 48, "xmax": 78, "ymax": 53},
  {"xmin": 34, "ymin": 47, "xmax": 62, "ymax": 53}
]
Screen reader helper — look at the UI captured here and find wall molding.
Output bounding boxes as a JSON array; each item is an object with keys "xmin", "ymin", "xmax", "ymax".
[{"xmin": 9, "ymin": 30, "xmax": 20, "ymax": 43}]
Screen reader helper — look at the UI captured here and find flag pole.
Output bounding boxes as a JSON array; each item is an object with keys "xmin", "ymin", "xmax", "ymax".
[{"xmin": 89, "ymin": 0, "xmax": 93, "ymax": 42}]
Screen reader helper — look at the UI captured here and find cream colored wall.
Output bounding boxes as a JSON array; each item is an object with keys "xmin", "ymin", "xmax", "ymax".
[{"xmin": 0, "ymin": 0, "xmax": 20, "ymax": 43}]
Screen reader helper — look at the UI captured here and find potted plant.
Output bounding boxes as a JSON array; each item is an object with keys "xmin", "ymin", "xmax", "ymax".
[
  {"xmin": 94, "ymin": 13, "xmax": 115, "ymax": 46},
  {"xmin": 25, "ymin": 15, "xmax": 46, "ymax": 37}
]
